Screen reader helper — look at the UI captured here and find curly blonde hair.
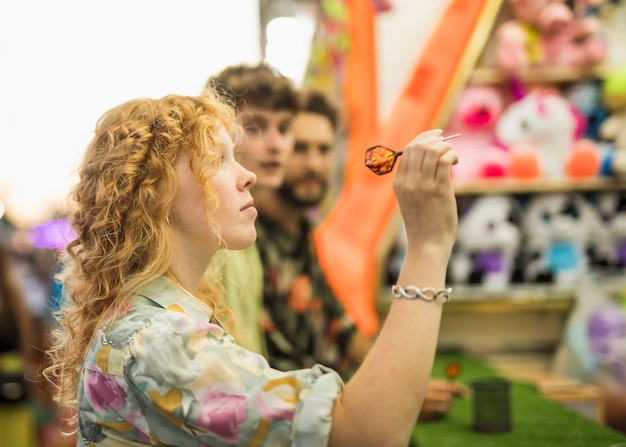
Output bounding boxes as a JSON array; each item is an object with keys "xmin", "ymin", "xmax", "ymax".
[{"xmin": 44, "ymin": 90, "xmax": 238, "ymax": 430}]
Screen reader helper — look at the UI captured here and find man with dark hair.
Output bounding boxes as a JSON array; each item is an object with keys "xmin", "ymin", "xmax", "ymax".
[
  {"xmin": 252, "ymin": 87, "xmax": 371, "ymax": 374},
  {"xmin": 207, "ymin": 62, "xmax": 299, "ymax": 190}
]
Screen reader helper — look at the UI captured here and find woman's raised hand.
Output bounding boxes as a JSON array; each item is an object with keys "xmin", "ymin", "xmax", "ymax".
[{"xmin": 393, "ymin": 129, "xmax": 459, "ymax": 257}]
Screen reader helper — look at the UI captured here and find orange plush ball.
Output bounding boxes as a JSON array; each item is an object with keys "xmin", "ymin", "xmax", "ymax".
[
  {"xmin": 509, "ymin": 146, "xmax": 541, "ymax": 179},
  {"xmin": 566, "ymin": 139, "xmax": 600, "ymax": 178}
]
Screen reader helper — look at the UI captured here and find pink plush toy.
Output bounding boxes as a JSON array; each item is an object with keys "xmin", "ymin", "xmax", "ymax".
[
  {"xmin": 495, "ymin": 0, "xmax": 607, "ymax": 74},
  {"xmin": 370, "ymin": 0, "xmax": 393, "ymax": 12},
  {"xmin": 541, "ymin": 14, "xmax": 607, "ymax": 68},
  {"xmin": 495, "ymin": 89, "xmax": 600, "ymax": 178},
  {"xmin": 444, "ymin": 85, "xmax": 510, "ymax": 181}
]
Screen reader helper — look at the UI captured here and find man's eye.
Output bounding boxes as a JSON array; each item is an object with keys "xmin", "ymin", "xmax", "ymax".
[
  {"xmin": 279, "ymin": 123, "xmax": 291, "ymax": 135},
  {"xmin": 293, "ymin": 142, "xmax": 307, "ymax": 153},
  {"xmin": 245, "ymin": 124, "xmax": 262, "ymax": 134}
]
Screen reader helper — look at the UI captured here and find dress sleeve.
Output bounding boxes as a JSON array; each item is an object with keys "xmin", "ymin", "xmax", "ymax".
[{"xmin": 125, "ymin": 311, "xmax": 344, "ymax": 446}]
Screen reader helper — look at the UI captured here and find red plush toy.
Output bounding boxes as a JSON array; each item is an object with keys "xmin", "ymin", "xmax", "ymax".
[{"xmin": 444, "ymin": 85, "xmax": 511, "ymax": 181}]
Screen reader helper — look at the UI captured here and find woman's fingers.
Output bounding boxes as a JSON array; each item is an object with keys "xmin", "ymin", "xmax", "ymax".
[
  {"xmin": 396, "ymin": 131, "xmax": 457, "ymax": 183},
  {"xmin": 416, "ymin": 129, "xmax": 444, "ymax": 139},
  {"xmin": 421, "ymin": 139, "xmax": 453, "ymax": 180},
  {"xmin": 435, "ymin": 147, "xmax": 459, "ymax": 184}
]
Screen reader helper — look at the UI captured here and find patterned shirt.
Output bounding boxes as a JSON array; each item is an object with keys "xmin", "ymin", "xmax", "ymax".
[
  {"xmin": 77, "ymin": 276, "xmax": 343, "ymax": 447},
  {"xmin": 255, "ymin": 215, "xmax": 357, "ymax": 375}
]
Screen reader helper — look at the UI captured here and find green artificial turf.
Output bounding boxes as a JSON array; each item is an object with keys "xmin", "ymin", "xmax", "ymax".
[{"xmin": 411, "ymin": 353, "xmax": 626, "ymax": 447}]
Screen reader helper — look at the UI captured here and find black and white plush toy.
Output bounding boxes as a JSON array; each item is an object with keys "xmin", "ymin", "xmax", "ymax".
[
  {"xmin": 449, "ymin": 194, "xmax": 521, "ymax": 291},
  {"xmin": 587, "ymin": 191, "xmax": 626, "ymax": 270},
  {"xmin": 520, "ymin": 192, "xmax": 595, "ymax": 288}
]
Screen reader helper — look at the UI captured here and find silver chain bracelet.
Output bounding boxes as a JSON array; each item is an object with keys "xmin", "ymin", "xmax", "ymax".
[{"xmin": 391, "ymin": 285, "xmax": 451, "ymax": 303}]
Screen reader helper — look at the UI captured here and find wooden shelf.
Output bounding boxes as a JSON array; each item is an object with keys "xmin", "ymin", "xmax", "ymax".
[
  {"xmin": 453, "ymin": 177, "xmax": 626, "ymax": 195},
  {"xmin": 468, "ymin": 64, "xmax": 609, "ymax": 85},
  {"xmin": 442, "ymin": 297, "xmax": 574, "ymax": 314}
]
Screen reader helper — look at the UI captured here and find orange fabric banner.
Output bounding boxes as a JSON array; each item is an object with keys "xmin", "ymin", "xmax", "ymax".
[{"xmin": 315, "ymin": 0, "xmax": 493, "ymax": 335}]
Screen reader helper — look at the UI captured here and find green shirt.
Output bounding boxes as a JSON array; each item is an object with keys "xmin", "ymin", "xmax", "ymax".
[{"xmin": 214, "ymin": 246, "xmax": 266, "ymax": 355}]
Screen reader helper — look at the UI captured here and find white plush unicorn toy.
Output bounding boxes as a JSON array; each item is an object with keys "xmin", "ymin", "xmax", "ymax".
[{"xmin": 495, "ymin": 90, "xmax": 599, "ymax": 179}]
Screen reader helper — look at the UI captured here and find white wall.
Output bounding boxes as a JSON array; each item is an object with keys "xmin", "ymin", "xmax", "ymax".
[
  {"xmin": 376, "ymin": 0, "xmax": 451, "ymax": 122},
  {"xmin": 0, "ymin": 0, "xmax": 261, "ymax": 226}
]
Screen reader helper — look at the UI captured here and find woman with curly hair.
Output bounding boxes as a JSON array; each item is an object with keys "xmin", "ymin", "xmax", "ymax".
[{"xmin": 44, "ymin": 88, "xmax": 458, "ymax": 447}]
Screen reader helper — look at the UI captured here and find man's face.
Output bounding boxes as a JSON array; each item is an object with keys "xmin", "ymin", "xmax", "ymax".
[
  {"xmin": 276, "ymin": 111, "xmax": 335, "ymax": 208},
  {"xmin": 235, "ymin": 106, "xmax": 294, "ymax": 189}
]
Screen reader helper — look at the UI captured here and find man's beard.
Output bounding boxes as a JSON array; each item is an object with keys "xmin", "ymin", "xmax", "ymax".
[{"xmin": 276, "ymin": 175, "xmax": 328, "ymax": 208}]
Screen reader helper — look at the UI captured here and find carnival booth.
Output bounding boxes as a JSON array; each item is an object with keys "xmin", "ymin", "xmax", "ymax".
[{"xmin": 311, "ymin": 0, "xmax": 626, "ymax": 443}]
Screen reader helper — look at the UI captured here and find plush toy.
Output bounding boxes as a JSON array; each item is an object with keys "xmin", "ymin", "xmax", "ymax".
[
  {"xmin": 443, "ymin": 85, "xmax": 510, "ymax": 181},
  {"xmin": 495, "ymin": 89, "xmax": 600, "ymax": 179},
  {"xmin": 541, "ymin": 11, "xmax": 608, "ymax": 68},
  {"xmin": 449, "ymin": 194, "xmax": 521, "ymax": 290},
  {"xmin": 370, "ymin": 0, "xmax": 393, "ymax": 12},
  {"xmin": 520, "ymin": 192, "xmax": 595, "ymax": 287},
  {"xmin": 599, "ymin": 65, "xmax": 626, "ymax": 177},
  {"xmin": 563, "ymin": 79, "xmax": 609, "ymax": 141},
  {"xmin": 495, "ymin": 0, "xmax": 570, "ymax": 73},
  {"xmin": 587, "ymin": 301, "xmax": 626, "ymax": 385},
  {"xmin": 587, "ymin": 192, "xmax": 626, "ymax": 269},
  {"xmin": 495, "ymin": 0, "xmax": 608, "ymax": 74}
]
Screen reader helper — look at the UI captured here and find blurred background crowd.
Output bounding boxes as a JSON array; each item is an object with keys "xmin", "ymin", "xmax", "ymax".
[{"xmin": 1, "ymin": 217, "xmax": 74, "ymax": 446}]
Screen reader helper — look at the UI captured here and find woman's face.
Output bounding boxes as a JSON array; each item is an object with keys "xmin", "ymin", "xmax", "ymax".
[{"xmin": 170, "ymin": 124, "xmax": 258, "ymax": 253}]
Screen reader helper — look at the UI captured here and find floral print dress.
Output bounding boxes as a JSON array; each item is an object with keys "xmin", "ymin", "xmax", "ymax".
[{"xmin": 77, "ymin": 276, "xmax": 343, "ymax": 446}]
